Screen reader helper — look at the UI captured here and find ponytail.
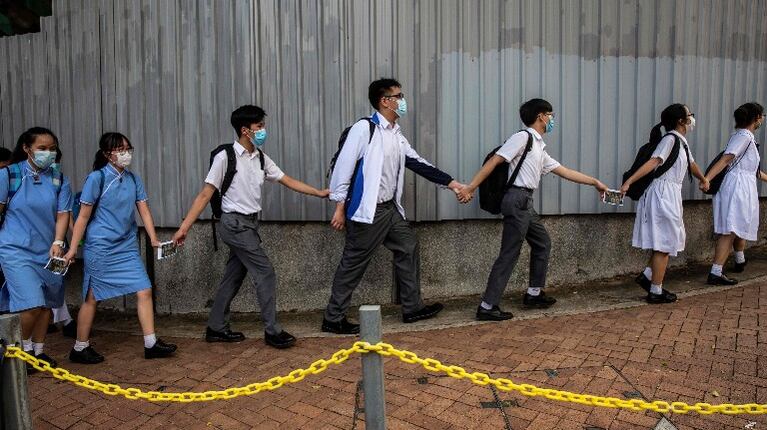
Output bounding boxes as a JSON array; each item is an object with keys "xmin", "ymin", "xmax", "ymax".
[{"xmin": 648, "ymin": 122, "xmax": 664, "ymax": 146}]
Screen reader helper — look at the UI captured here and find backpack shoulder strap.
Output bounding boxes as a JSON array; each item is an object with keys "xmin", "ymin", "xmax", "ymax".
[
  {"xmin": 257, "ymin": 148, "xmax": 265, "ymax": 170},
  {"xmin": 364, "ymin": 117, "xmax": 376, "ymax": 144},
  {"xmin": 504, "ymin": 130, "xmax": 534, "ymax": 190},
  {"xmin": 220, "ymin": 144, "xmax": 237, "ymax": 197}
]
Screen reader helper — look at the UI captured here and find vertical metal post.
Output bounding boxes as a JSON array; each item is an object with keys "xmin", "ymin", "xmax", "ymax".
[
  {"xmin": 0, "ymin": 313, "xmax": 32, "ymax": 430},
  {"xmin": 359, "ymin": 305, "xmax": 387, "ymax": 430}
]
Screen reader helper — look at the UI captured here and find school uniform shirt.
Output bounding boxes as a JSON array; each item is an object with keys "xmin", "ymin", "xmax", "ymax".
[
  {"xmin": 495, "ymin": 128, "xmax": 561, "ymax": 189},
  {"xmin": 632, "ymin": 130, "xmax": 693, "ymax": 256},
  {"xmin": 205, "ymin": 141, "xmax": 284, "ymax": 215},
  {"xmin": 713, "ymin": 129, "xmax": 760, "ymax": 240},
  {"xmin": 79, "ymin": 164, "xmax": 150, "ymax": 301},
  {"xmin": 329, "ymin": 112, "xmax": 453, "ymax": 224},
  {"xmin": 0, "ymin": 161, "xmax": 72, "ymax": 312}
]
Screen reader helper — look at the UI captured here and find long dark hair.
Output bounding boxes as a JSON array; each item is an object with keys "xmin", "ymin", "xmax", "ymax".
[
  {"xmin": 648, "ymin": 104, "xmax": 689, "ymax": 145},
  {"xmin": 93, "ymin": 132, "xmax": 132, "ymax": 171},
  {"xmin": 11, "ymin": 127, "xmax": 60, "ymax": 163}
]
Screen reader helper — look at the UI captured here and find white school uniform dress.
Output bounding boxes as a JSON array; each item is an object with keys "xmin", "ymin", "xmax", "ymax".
[
  {"xmin": 713, "ymin": 129, "xmax": 760, "ymax": 241},
  {"xmin": 632, "ymin": 131, "xmax": 692, "ymax": 257}
]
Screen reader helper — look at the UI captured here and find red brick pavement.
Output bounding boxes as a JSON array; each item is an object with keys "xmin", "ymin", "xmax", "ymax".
[{"xmin": 24, "ymin": 283, "xmax": 767, "ymax": 429}]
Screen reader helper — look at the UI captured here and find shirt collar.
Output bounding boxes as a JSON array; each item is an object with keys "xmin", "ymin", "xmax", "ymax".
[
  {"xmin": 104, "ymin": 163, "xmax": 125, "ymax": 177},
  {"xmin": 24, "ymin": 160, "xmax": 51, "ymax": 176},
  {"xmin": 669, "ymin": 130, "xmax": 689, "ymax": 146},
  {"xmin": 233, "ymin": 140, "xmax": 260, "ymax": 159},
  {"xmin": 734, "ymin": 128, "xmax": 755, "ymax": 140},
  {"xmin": 373, "ymin": 111, "xmax": 400, "ymax": 132},
  {"xmin": 525, "ymin": 127, "xmax": 545, "ymax": 148}
]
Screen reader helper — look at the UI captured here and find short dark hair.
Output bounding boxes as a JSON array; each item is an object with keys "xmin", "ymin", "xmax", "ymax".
[
  {"xmin": 734, "ymin": 102, "xmax": 764, "ymax": 129},
  {"xmin": 231, "ymin": 105, "xmax": 267, "ymax": 136},
  {"xmin": 368, "ymin": 78, "xmax": 402, "ymax": 110},
  {"xmin": 519, "ymin": 99, "xmax": 553, "ymax": 126},
  {"xmin": 0, "ymin": 147, "xmax": 11, "ymax": 162}
]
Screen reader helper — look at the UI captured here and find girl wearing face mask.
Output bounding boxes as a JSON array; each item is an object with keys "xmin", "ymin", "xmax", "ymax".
[
  {"xmin": 0, "ymin": 127, "xmax": 73, "ymax": 368},
  {"xmin": 704, "ymin": 103, "xmax": 767, "ymax": 284},
  {"xmin": 620, "ymin": 104, "xmax": 708, "ymax": 304},
  {"xmin": 64, "ymin": 132, "xmax": 176, "ymax": 364}
]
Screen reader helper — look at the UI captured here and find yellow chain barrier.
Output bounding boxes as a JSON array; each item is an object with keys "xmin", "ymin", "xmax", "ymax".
[{"xmin": 4, "ymin": 342, "xmax": 767, "ymax": 414}]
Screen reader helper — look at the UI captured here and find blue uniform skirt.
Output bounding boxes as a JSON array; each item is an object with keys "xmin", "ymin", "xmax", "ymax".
[{"xmin": 83, "ymin": 246, "xmax": 150, "ymax": 301}]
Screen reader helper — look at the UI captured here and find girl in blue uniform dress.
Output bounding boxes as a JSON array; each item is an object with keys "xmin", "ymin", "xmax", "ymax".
[
  {"xmin": 64, "ymin": 133, "xmax": 176, "ymax": 363},
  {"xmin": 0, "ymin": 127, "xmax": 72, "ymax": 368}
]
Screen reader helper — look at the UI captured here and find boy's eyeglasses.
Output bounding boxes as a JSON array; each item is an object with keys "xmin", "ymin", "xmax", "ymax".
[{"xmin": 384, "ymin": 93, "xmax": 405, "ymax": 100}]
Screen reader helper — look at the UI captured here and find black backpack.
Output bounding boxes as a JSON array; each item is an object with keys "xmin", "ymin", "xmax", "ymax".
[
  {"xmin": 622, "ymin": 133, "xmax": 690, "ymax": 201},
  {"xmin": 208, "ymin": 143, "xmax": 264, "ymax": 219},
  {"xmin": 703, "ymin": 140, "xmax": 753, "ymax": 195},
  {"xmin": 326, "ymin": 117, "xmax": 376, "ymax": 179},
  {"xmin": 479, "ymin": 130, "xmax": 533, "ymax": 214}
]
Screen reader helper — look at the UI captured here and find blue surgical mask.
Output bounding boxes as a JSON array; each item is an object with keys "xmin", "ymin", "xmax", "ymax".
[
  {"xmin": 545, "ymin": 117, "xmax": 555, "ymax": 133},
  {"xmin": 250, "ymin": 129, "xmax": 267, "ymax": 147},
  {"xmin": 395, "ymin": 99, "xmax": 408, "ymax": 117},
  {"xmin": 32, "ymin": 150, "xmax": 56, "ymax": 170}
]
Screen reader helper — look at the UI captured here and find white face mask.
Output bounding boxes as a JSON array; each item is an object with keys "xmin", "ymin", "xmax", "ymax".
[
  {"xmin": 686, "ymin": 116, "xmax": 696, "ymax": 133},
  {"xmin": 115, "ymin": 151, "xmax": 133, "ymax": 168}
]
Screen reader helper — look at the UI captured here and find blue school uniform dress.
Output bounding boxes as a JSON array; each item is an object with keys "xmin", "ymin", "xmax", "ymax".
[
  {"xmin": 0, "ymin": 161, "xmax": 73, "ymax": 312},
  {"xmin": 80, "ymin": 164, "xmax": 150, "ymax": 301}
]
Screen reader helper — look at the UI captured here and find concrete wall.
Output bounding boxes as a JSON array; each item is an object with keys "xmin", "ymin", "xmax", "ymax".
[{"xmin": 62, "ymin": 199, "xmax": 767, "ymax": 314}]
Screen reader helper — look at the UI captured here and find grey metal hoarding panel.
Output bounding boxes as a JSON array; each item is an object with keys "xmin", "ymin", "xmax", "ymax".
[{"xmin": 1, "ymin": 0, "xmax": 765, "ymax": 226}]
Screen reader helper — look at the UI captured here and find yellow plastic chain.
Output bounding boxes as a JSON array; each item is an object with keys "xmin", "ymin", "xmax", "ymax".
[{"xmin": 4, "ymin": 342, "xmax": 766, "ymax": 414}]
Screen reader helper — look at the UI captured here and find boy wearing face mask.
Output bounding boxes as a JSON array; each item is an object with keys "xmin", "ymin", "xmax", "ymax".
[
  {"xmin": 322, "ymin": 78, "xmax": 466, "ymax": 334},
  {"xmin": 457, "ymin": 99, "xmax": 607, "ymax": 321},
  {"xmin": 173, "ymin": 105, "xmax": 329, "ymax": 349}
]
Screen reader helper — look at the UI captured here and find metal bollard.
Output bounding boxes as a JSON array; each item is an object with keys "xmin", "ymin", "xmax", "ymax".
[
  {"xmin": 359, "ymin": 305, "xmax": 387, "ymax": 430},
  {"xmin": 0, "ymin": 313, "xmax": 32, "ymax": 430}
]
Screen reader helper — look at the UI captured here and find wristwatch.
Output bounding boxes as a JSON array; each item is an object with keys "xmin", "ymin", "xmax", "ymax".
[{"xmin": 52, "ymin": 240, "xmax": 66, "ymax": 248}]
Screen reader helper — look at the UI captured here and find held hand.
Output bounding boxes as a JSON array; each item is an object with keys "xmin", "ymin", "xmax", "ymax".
[
  {"xmin": 49, "ymin": 244, "xmax": 64, "ymax": 259},
  {"xmin": 316, "ymin": 188, "xmax": 330, "ymax": 198},
  {"xmin": 63, "ymin": 249, "xmax": 76, "ymax": 265},
  {"xmin": 699, "ymin": 178, "xmax": 710, "ymax": 192},
  {"xmin": 330, "ymin": 208, "xmax": 346, "ymax": 231},
  {"xmin": 151, "ymin": 239, "xmax": 161, "ymax": 248},
  {"xmin": 593, "ymin": 180, "xmax": 609, "ymax": 194},
  {"xmin": 172, "ymin": 229, "xmax": 187, "ymax": 246},
  {"xmin": 456, "ymin": 185, "xmax": 474, "ymax": 204},
  {"xmin": 619, "ymin": 182, "xmax": 631, "ymax": 196}
]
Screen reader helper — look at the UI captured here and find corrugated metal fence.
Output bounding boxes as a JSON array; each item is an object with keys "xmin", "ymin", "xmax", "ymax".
[{"xmin": 1, "ymin": 0, "xmax": 765, "ymax": 226}]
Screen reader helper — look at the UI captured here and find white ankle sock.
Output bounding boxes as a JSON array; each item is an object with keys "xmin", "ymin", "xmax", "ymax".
[
  {"xmin": 735, "ymin": 251, "xmax": 746, "ymax": 264},
  {"xmin": 22, "ymin": 338, "xmax": 33, "ymax": 352},
  {"xmin": 73, "ymin": 340, "xmax": 89, "ymax": 352},
  {"xmin": 711, "ymin": 264, "xmax": 723, "ymax": 276},
  {"xmin": 33, "ymin": 342, "xmax": 44, "ymax": 356},
  {"xmin": 527, "ymin": 287, "xmax": 541, "ymax": 296},
  {"xmin": 643, "ymin": 267, "xmax": 652, "ymax": 279},
  {"xmin": 144, "ymin": 333, "xmax": 157, "ymax": 348},
  {"xmin": 480, "ymin": 301, "xmax": 493, "ymax": 310},
  {"xmin": 650, "ymin": 283, "xmax": 663, "ymax": 295}
]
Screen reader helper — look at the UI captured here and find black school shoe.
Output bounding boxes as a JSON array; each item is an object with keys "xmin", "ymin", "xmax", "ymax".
[
  {"xmin": 62, "ymin": 320, "xmax": 77, "ymax": 339},
  {"xmin": 403, "ymin": 303, "xmax": 444, "ymax": 323},
  {"xmin": 205, "ymin": 327, "xmax": 245, "ymax": 343},
  {"xmin": 34, "ymin": 352, "xmax": 57, "ymax": 368},
  {"xmin": 635, "ymin": 273, "xmax": 651, "ymax": 292},
  {"xmin": 265, "ymin": 331, "xmax": 296, "ymax": 349},
  {"xmin": 69, "ymin": 346, "xmax": 105, "ymax": 364},
  {"xmin": 646, "ymin": 291, "xmax": 677, "ymax": 304},
  {"xmin": 707, "ymin": 273, "xmax": 738, "ymax": 286},
  {"xmin": 523, "ymin": 292, "xmax": 557, "ymax": 309},
  {"xmin": 476, "ymin": 305, "xmax": 513, "ymax": 321},
  {"xmin": 732, "ymin": 260, "xmax": 747, "ymax": 273},
  {"xmin": 321, "ymin": 317, "xmax": 360, "ymax": 335},
  {"xmin": 145, "ymin": 339, "xmax": 177, "ymax": 359}
]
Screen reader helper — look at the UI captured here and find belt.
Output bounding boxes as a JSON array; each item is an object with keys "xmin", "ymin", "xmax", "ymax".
[
  {"xmin": 226, "ymin": 212, "xmax": 259, "ymax": 219},
  {"xmin": 376, "ymin": 199, "xmax": 395, "ymax": 206},
  {"xmin": 510, "ymin": 185, "xmax": 534, "ymax": 193}
]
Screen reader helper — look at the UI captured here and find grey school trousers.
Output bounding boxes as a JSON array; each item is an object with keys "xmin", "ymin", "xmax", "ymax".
[
  {"xmin": 207, "ymin": 212, "xmax": 282, "ymax": 335},
  {"xmin": 324, "ymin": 201, "xmax": 424, "ymax": 322},
  {"xmin": 482, "ymin": 187, "xmax": 551, "ymax": 306}
]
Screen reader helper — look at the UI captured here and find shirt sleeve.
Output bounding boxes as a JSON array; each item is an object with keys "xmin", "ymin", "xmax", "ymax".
[
  {"xmin": 329, "ymin": 120, "xmax": 371, "ymax": 202},
  {"xmin": 204, "ymin": 152, "xmax": 227, "ymax": 191},
  {"xmin": 541, "ymin": 150, "xmax": 562, "ymax": 175},
  {"xmin": 133, "ymin": 173, "xmax": 148, "ymax": 202},
  {"xmin": 57, "ymin": 176, "xmax": 73, "ymax": 212},
  {"xmin": 403, "ymin": 138, "xmax": 453, "ymax": 186},
  {"xmin": 0, "ymin": 167, "xmax": 8, "ymax": 205},
  {"xmin": 262, "ymin": 153, "xmax": 285, "ymax": 182},
  {"xmin": 495, "ymin": 132, "xmax": 528, "ymax": 162},
  {"xmin": 79, "ymin": 172, "xmax": 101, "ymax": 206},
  {"xmin": 724, "ymin": 133, "xmax": 750, "ymax": 158},
  {"xmin": 651, "ymin": 134, "xmax": 676, "ymax": 163}
]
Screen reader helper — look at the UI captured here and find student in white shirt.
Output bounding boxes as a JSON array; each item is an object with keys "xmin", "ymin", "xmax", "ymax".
[
  {"xmin": 458, "ymin": 99, "xmax": 607, "ymax": 321},
  {"xmin": 704, "ymin": 102, "xmax": 766, "ymax": 284},
  {"xmin": 322, "ymin": 78, "xmax": 465, "ymax": 334},
  {"xmin": 621, "ymin": 104, "xmax": 708, "ymax": 304},
  {"xmin": 173, "ymin": 105, "xmax": 328, "ymax": 349}
]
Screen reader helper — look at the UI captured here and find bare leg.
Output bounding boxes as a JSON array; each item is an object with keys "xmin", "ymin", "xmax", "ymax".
[
  {"xmin": 650, "ymin": 251, "xmax": 670, "ymax": 285},
  {"xmin": 76, "ymin": 289, "xmax": 98, "ymax": 342},
  {"xmin": 713, "ymin": 234, "xmax": 735, "ymax": 266},
  {"xmin": 20, "ymin": 308, "xmax": 43, "ymax": 340},
  {"xmin": 31, "ymin": 309, "xmax": 51, "ymax": 343},
  {"xmin": 135, "ymin": 289, "xmax": 155, "ymax": 336}
]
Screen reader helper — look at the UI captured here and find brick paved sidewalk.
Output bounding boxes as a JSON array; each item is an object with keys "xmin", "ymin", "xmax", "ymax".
[{"xmin": 24, "ymin": 280, "xmax": 767, "ymax": 430}]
